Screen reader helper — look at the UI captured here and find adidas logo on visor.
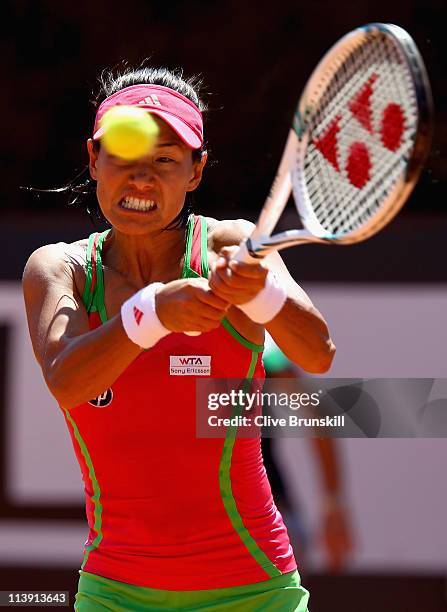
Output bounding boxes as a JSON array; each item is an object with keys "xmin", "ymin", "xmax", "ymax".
[{"xmin": 138, "ymin": 95, "xmax": 161, "ymax": 106}]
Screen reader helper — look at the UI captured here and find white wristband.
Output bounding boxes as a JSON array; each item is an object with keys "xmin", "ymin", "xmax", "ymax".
[
  {"xmin": 121, "ymin": 283, "xmax": 171, "ymax": 349},
  {"xmin": 237, "ymin": 270, "xmax": 287, "ymax": 324}
]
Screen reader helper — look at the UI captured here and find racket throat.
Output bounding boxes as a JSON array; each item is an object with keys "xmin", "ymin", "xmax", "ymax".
[{"xmin": 246, "ymin": 230, "xmax": 328, "ymax": 259}]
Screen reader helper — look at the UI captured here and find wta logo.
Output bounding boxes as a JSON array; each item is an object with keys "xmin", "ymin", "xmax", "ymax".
[
  {"xmin": 178, "ymin": 357, "xmax": 203, "ymax": 365},
  {"xmin": 88, "ymin": 388, "xmax": 114, "ymax": 407},
  {"xmin": 170, "ymin": 356, "xmax": 211, "ymax": 376}
]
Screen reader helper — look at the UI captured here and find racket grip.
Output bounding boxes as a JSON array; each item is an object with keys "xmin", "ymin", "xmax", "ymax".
[{"xmin": 233, "ymin": 240, "xmax": 262, "ymax": 264}]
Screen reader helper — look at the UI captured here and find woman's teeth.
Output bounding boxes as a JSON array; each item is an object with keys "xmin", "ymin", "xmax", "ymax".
[{"xmin": 121, "ymin": 197, "xmax": 156, "ymax": 211}]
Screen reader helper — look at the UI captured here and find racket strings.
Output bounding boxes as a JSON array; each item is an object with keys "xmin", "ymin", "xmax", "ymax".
[
  {"xmin": 306, "ymin": 44, "xmax": 380, "ymax": 231},
  {"xmin": 297, "ymin": 31, "xmax": 419, "ymax": 237},
  {"xmin": 314, "ymin": 42, "xmax": 406, "ymax": 231},
  {"xmin": 338, "ymin": 37, "xmax": 417, "ymax": 233},
  {"xmin": 312, "ymin": 85, "xmax": 413, "ymax": 228}
]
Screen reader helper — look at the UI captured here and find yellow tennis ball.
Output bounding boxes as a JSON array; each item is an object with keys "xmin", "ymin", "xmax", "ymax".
[{"xmin": 100, "ymin": 106, "xmax": 160, "ymax": 160}]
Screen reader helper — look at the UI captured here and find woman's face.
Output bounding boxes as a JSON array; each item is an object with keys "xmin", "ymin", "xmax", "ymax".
[{"xmin": 87, "ymin": 116, "xmax": 206, "ymax": 235}]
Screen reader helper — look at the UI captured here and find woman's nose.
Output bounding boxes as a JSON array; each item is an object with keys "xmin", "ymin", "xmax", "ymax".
[{"xmin": 129, "ymin": 166, "xmax": 156, "ymax": 189}]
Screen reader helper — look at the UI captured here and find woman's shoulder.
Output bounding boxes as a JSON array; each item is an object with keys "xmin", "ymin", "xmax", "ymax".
[
  {"xmin": 205, "ymin": 216, "xmax": 255, "ymax": 254},
  {"xmin": 24, "ymin": 238, "xmax": 90, "ymax": 271},
  {"xmin": 23, "ymin": 238, "xmax": 91, "ymax": 297}
]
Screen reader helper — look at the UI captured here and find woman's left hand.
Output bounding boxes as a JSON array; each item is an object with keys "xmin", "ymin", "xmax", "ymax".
[{"xmin": 208, "ymin": 245, "xmax": 268, "ymax": 305}]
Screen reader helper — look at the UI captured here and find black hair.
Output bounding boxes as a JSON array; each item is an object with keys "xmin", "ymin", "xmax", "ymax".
[{"xmin": 32, "ymin": 63, "xmax": 208, "ymax": 229}]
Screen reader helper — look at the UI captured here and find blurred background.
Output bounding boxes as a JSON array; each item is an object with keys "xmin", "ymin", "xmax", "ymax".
[{"xmin": 1, "ymin": 0, "xmax": 446, "ymax": 610}]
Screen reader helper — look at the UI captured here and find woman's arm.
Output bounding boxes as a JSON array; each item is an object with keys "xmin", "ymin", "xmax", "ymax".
[
  {"xmin": 23, "ymin": 243, "xmax": 142, "ymax": 409},
  {"xmin": 262, "ymin": 250, "xmax": 336, "ymax": 373},
  {"xmin": 208, "ymin": 219, "xmax": 336, "ymax": 373},
  {"xmin": 23, "ymin": 243, "xmax": 229, "ymax": 409}
]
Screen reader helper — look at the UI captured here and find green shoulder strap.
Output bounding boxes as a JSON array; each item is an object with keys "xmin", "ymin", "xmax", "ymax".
[
  {"xmin": 181, "ymin": 214, "xmax": 201, "ymax": 279},
  {"xmin": 200, "ymin": 215, "xmax": 209, "ymax": 279},
  {"xmin": 82, "ymin": 233, "xmax": 97, "ymax": 312},
  {"xmin": 92, "ymin": 230, "xmax": 110, "ymax": 323}
]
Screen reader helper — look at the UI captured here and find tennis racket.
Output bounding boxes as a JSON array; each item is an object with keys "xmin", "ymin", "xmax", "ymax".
[
  {"xmin": 185, "ymin": 23, "xmax": 432, "ymax": 335},
  {"xmin": 235, "ymin": 22, "xmax": 433, "ymax": 262}
]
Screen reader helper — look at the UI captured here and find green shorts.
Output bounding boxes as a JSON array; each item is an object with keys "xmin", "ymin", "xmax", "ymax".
[{"xmin": 75, "ymin": 569, "xmax": 310, "ymax": 611}]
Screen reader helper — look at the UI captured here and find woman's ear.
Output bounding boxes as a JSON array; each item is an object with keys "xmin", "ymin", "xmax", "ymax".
[
  {"xmin": 87, "ymin": 139, "xmax": 99, "ymax": 180},
  {"xmin": 187, "ymin": 151, "xmax": 208, "ymax": 192}
]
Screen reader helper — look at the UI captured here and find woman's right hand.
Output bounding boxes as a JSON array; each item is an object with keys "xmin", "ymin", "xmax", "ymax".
[{"xmin": 155, "ymin": 278, "xmax": 230, "ymax": 333}]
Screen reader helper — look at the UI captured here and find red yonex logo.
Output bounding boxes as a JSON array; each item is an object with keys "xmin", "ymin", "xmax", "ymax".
[
  {"xmin": 133, "ymin": 306, "xmax": 144, "ymax": 325},
  {"xmin": 313, "ymin": 72, "xmax": 406, "ymax": 189}
]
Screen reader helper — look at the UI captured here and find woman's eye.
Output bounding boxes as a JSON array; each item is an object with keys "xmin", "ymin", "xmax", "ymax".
[
  {"xmin": 110, "ymin": 156, "xmax": 133, "ymax": 167},
  {"xmin": 156, "ymin": 157, "xmax": 174, "ymax": 163}
]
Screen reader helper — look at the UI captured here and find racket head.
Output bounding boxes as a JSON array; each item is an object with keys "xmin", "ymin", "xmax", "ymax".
[{"xmin": 291, "ymin": 23, "xmax": 433, "ymax": 243}]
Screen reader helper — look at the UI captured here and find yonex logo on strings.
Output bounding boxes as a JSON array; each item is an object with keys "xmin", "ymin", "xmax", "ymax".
[
  {"xmin": 313, "ymin": 72, "xmax": 406, "ymax": 189},
  {"xmin": 138, "ymin": 95, "xmax": 162, "ymax": 106},
  {"xmin": 133, "ymin": 306, "xmax": 144, "ymax": 325}
]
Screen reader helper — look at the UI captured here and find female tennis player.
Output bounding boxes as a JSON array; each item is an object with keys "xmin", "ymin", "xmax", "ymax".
[{"xmin": 22, "ymin": 66, "xmax": 335, "ymax": 611}]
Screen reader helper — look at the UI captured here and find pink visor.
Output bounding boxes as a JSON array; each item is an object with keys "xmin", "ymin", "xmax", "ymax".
[{"xmin": 93, "ymin": 84, "xmax": 204, "ymax": 149}]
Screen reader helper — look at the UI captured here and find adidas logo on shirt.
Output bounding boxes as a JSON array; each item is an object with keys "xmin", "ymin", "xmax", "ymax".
[{"xmin": 89, "ymin": 388, "xmax": 114, "ymax": 407}]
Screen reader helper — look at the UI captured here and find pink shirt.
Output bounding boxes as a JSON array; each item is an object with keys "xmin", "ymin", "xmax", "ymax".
[{"xmin": 63, "ymin": 215, "xmax": 297, "ymax": 590}]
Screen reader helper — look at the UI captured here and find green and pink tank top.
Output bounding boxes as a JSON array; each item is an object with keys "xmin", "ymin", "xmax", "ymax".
[{"xmin": 63, "ymin": 215, "xmax": 297, "ymax": 590}]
